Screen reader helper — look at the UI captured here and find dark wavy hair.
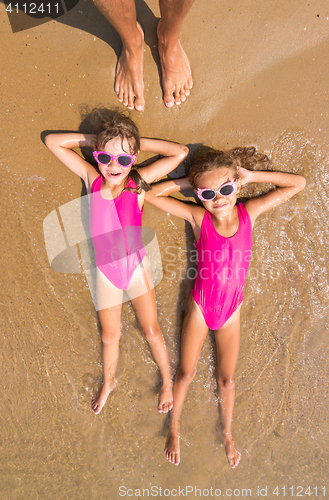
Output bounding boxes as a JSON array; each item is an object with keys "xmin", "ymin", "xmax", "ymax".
[
  {"xmin": 93, "ymin": 109, "xmax": 150, "ymax": 194},
  {"xmin": 188, "ymin": 147, "xmax": 271, "ymax": 189}
]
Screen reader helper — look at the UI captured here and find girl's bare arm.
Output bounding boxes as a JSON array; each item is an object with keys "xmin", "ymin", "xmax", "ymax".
[
  {"xmin": 240, "ymin": 167, "xmax": 306, "ymax": 224},
  {"xmin": 137, "ymin": 139, "xmax": 189, "ymax": 184},
  {"xmin": 45, "ymin": 133, "xmax": 97, "ymax": 185},
  {"xmin": 145, "ymin": 178, "xmax": 204, "ymax": 229}
]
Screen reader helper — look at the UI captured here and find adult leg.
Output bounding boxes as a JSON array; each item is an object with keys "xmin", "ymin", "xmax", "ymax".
[
  {"xmin": 92, "ymin": 0, "xmax": 145, "ymax": 111},
  {"xmin": 128, "ymin": 258, "xmax": 173, "ymax": 413},
  {"xmin": 157, "ymin": 0, "xmax": 194, "ymax": 107},
  {"xmin": 91, "ymin": 270, "xmax": 124, "ymax": 414},
  {"xmin": 214, "ymin": 305, "xmax": 242, "ymax": 468},
  {"xmin": 164, "ymin": 295, "xmax": 209, "ymax": 465}
]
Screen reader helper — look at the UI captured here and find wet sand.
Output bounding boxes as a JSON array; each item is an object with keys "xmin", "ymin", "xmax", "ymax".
[{"xmin": 1, "ymin": 0, "xmax": 329, "ymax": 498}]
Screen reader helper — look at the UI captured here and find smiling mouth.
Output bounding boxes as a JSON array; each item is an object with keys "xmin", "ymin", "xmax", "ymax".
[
  {"xmin": 107, "ymin": 171, "xmax": 122, "ymax": 177},
  {"xmin": 213, "ymin": 202, "xmax": 228, "ymax": 208}
]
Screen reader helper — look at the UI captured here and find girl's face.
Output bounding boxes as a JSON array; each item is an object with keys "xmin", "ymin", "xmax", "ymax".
[
  {"xmin": 195, "ymin": 167, "xmax": 241, "ymax": 216},
  {"xmin": 96, "ymin": 136, "xmax": 138, "ymax": 186}
]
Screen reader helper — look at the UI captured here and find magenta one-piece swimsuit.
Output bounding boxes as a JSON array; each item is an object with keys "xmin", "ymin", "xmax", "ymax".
[
  {"xmin": 89, "ymin": 175, "xmax": 146, "ymax": 290},
  {"xmin": 191, "ymin": 203, "xmax": 253, "ymax": 330}
]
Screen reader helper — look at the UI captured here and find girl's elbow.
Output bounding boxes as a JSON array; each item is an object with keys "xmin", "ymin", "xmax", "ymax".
[
  {"xmin": 179, "ymin": 145, "xmax": 189, "ymax": 160},
  {"xmin": 45, "ymin": 134, "xmax": 57, "ymax": 150},
  {"xmin": 298, "ymin": 176, "xmax": 307, "ymax": 191},
  {"xmin": 44, "ymin": 134, "xmax": 52, "ymax": 148},
  {"xmin": 144, "ymin": 192, "xmax": 155, "ymax": 203}
]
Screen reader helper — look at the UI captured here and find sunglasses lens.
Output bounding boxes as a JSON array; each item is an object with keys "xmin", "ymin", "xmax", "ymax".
[
  {"xmin": 117, "ymin": 155, "xmax": 132, "ymax": 167},
  {"xmin": 220, "ymin": 184, "xmax": 234, "ymax": 196},
  {"xmin": 201, "ymin": 190, "xmax": 216, "ymax": 200},
  {"xmin": 97, "ymin": 153, "xmax": 112, "ymax": 164}
]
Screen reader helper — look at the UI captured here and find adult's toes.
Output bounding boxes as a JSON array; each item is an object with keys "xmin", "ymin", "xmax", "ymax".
[
  {"xmin": 184, "ymin": 81, "xmax": 191, "ymax": 94},
  {"xmin": 117, "ymin": 87, "xmax": 124, "ymax": 103},
  {"xmin": 174, "ymin": 92, "xmax": 182, "ymax": 105},
  {"xmin": 127, "ymin": 93, "xmax": 135, "ymax": 110},
  {"xmin": 122, "ymin": 92, "xmax": 129, "ymax": 107},
  {"xmin": 134, "ymin": 95, "xmax": 145, "ymax": 112},
  {"xmin": 164, "ymin": 92, "xmax": 174, "ymax": 108},
  {"xmin": 180, "ymin": 91, "xmax": 187, "ymax": 102},
  {"xmin": 164, "ymin": 99, "xmax": 174, "ymax": 108}
]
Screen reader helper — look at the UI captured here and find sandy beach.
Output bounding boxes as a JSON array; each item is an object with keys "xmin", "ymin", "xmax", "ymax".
[{"xmin": 1, "ymin": 0, "xmax": 329, "ymax": 498}]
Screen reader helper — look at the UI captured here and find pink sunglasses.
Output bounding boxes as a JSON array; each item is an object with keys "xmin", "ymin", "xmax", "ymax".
[
  {"xmin": 93, "ymin": 151, "xmax": 137, "ymax": 168},
  {"xmin": 197, "ymin": 179, "xmax": 238, "ymax": 201}
]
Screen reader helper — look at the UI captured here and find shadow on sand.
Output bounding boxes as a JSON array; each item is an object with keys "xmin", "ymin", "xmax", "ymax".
[{"xmin": 5, "ymin": 0, "xmax": 161, "ymax": 75}]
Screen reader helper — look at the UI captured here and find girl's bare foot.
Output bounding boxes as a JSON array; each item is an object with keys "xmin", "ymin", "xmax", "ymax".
[
  {"xmin": 223, "ymin": 434, "xmax": 241, "ymax": 469},
  {"xmin": 164, "ymin": 431, "xmax": 180, "ymax": 465},
  {"xmin": 91, "ymin": 379, "xmax": 117, "ymax": 415},
  {"xmin": 115, "ymin": 23, "xmax": 145, "ymax": 112},
  {"xmin": 157, "ymin": 20, "xmax": 193, "ymax": 108},
  {"xmin": 157, "ymin": 382, "xmax": 173, "ymax": 413}
]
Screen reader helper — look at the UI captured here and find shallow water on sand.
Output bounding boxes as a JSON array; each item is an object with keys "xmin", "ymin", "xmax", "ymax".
[{"xmin": 1, "ymin": 129, "xmax": 328, "ymax": 498}]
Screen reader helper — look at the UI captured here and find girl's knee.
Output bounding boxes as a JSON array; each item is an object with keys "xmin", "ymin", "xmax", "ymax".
[
  {"xmin": 101, "ymin": 328, "xmax": 121, "ymax": 345},
  {"xmin": 218, "ymin": 376, "xmax": 235, "ymax": 392},
  {"xmin": 177, "ymin": 367, "xmax": 196, "ymax": 386},
  {"xmin": 141, "ymin": 322, "xmax": 161, "ymax": 343}
]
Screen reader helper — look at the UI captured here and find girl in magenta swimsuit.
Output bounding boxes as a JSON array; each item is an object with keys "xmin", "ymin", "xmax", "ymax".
[
  {"xmin": 45, "ymin": 111, "xmax": 188, "ymax": 416},
  {"xmin": 146, "ymin": 148, "xmax": 306, "ymax": 469}
]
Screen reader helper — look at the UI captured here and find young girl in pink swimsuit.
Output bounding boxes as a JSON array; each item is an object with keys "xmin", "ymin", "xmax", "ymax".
[
  {"xmin": 45, "ymin": 111, "xmax": 188, "ymax": 415},
  {"xmin": 146, "ymin": 148, "xmax": 306, "ymax": 468}
]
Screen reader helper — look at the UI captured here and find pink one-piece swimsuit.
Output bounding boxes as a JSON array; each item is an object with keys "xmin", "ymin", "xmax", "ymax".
[
  {"xmin": 89, "ymin": 175, "xmax": 146, "ymax": 290},
  {"xmin": 191, "ymin": 203, "xmax": 253, "ymax": 330}
]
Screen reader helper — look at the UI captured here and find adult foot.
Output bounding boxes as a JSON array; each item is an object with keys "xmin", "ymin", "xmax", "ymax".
[
  {"xmin": 164, "ymin": 431, "xmax": 180, "ymax": 465},
  {"xmin": 223, "ymin": 434, "xmax": 241, "ymax": 469},
  {"xmin": 157, "ymin": 20, "xmax": 193, "ymax": 108},
  {"xmin": 157, "ymin": 382, "xmax": 173, "ymax": 413},
  {"xmin": 114, "ymin": 23, "xmax": 145, "ymax": 112},
  {"xmin": 91, "ymin": 379, "xmax": 117, "ymax": 415}
]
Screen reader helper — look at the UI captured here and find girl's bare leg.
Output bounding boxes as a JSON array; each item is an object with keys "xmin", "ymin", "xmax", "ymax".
[
  {"xmin": 92, "ymin": 0, "xmax": 145, "ymax": 111},
  {"xmin": 128, "ymin": 260, "xmax": 173, "ymax": 413},
  {"xmin": 91, "ymin": 303, "xmax": 122, "ymax": 414},
  {"xmin": 214, "ymin": 305, "xmax": 241, "ymax": 469},
  {"xmin": 164, "ymin": 295, "xmax": 209, "ymax": 465},
  {"xmin": 157, "ymin": 0, "xmax": 195, "ymax": 107},
  {"xmin": 91, "ymin": 270, "xmax": 123, "ymax": 415}
]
